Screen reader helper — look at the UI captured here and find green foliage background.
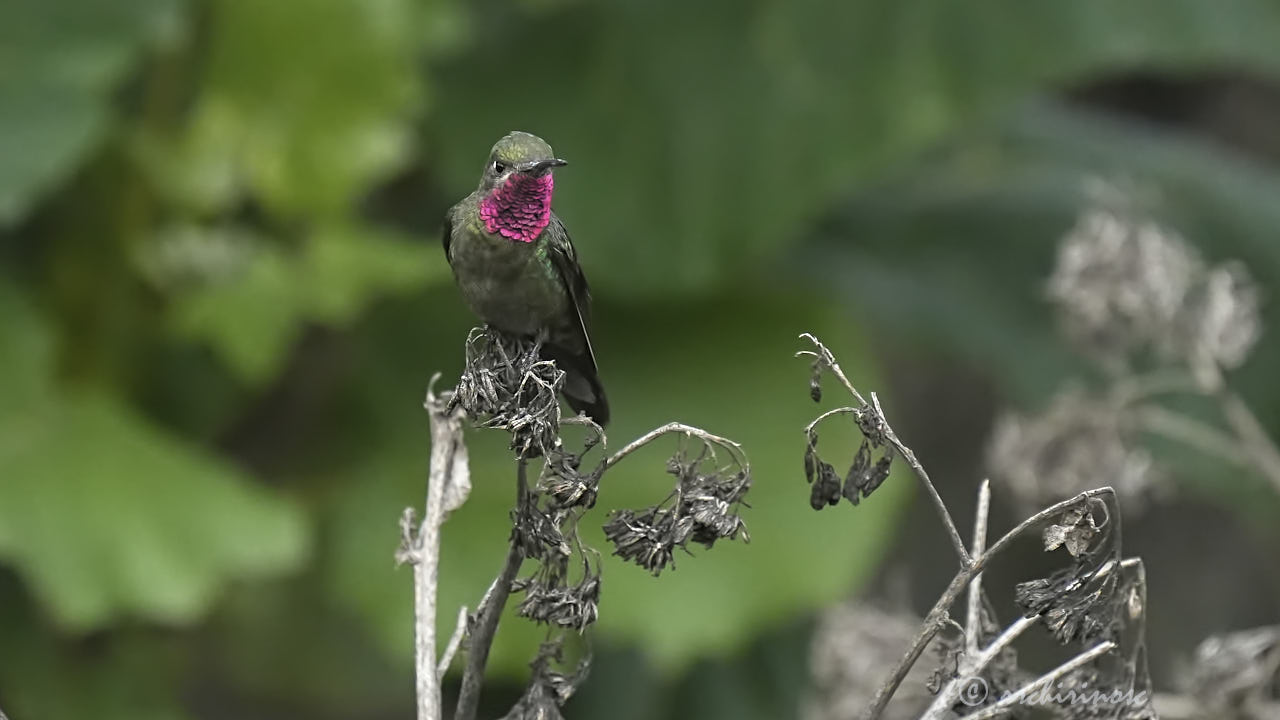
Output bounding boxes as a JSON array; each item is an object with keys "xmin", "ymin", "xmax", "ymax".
[{"xmin": 3, "ymin": 1, "xmax": 1280, "ymax": 718}]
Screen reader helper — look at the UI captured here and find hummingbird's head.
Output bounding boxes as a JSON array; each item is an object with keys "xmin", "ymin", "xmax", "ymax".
[
  {"xmin": 477, "ymin": 131, "xmax": 567, "ymax": 243},
  {"xmin": 479, "ymin": 131, "xmax": 567, "ymax": 192}
]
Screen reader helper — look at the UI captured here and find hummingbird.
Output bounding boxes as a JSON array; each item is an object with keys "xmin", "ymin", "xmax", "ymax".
[{"xmin": 442, "ymin": 131, "xmax": 609, "ymax": 426}]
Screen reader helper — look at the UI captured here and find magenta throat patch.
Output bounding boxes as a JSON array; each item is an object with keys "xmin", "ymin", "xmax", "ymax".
[{"xmin": 480, "ymin": 173, "xmax": 555, "ymax": 243}]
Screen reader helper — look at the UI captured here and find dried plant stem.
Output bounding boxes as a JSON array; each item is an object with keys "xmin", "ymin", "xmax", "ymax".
[
  {"xmin": 596, "ymin": 422, "xmax": 749, "ymax": 474},
  {"xmin": 921, "ymin": 616, "xmax": 1039, "ymax": 720},
  {"xmin": 454, "ymin": 458, "xmax": 529, "ymax": 720},
  {"xmin": 960, "ymin": 641, "xmax": 1118, "ymax": 720},
  {"xmin": 1217, "ymin": 389, "xmax": 1280, "ymax": 497},
  {"xmin": 861, "ymin": 487, "xmax": 1117, "ymax": 720},
  {"xmin": 871, "ymin": 392, "xmax": 971, "ymax": 566},
  {"xmin": 403, "ymin": 382, "xmax": 468, "ymax": 720},
  {"xmin": 797, "ymin": 333, "xmax": 868, "ymax": 406},
  {"xmin": 797, "ymin": 333, "xmax": 969, "ymax": 565},
  {"xmin": 803, "ymin": 406, "xmax": 856, "ymax": 435},
  {"xmin": 862, "ymin": 567, "xmax": 975, "ymax": 720},
  {"xmin": 438, "ymin": 605, "xmax": 469, "ymax": 682},
  {"xmin": 971, "ymin": 616, "xmax": 1038, "ymax": 674},
  {"xmin": 965, "ymin": 480, "xmax": 992, "ymax": 657}
]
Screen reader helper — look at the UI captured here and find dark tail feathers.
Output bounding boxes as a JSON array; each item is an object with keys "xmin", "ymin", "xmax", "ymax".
[{"xmin": 542, "ymin": 344, "xmax": 609, "ymax": 426}]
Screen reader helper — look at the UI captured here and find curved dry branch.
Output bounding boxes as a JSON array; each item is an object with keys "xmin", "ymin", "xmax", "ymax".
[
  {"xmin": 596, "ymin": 421, "xmax": 750, "ymax": 477},
  {"xmin": 798, "ymin": 333, "xmax": 970, "ymax": 566}
]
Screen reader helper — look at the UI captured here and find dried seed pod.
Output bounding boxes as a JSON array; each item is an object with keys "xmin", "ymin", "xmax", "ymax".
[
  {"xmin": 842, "ymin": 439, "xmax": 872, "ymax": 505},
  {"xmin": 811, "ymin": 461, "xmax": 842, "ymax": 510}
]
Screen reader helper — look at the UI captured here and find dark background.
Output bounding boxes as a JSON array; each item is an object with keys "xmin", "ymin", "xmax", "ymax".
[{"xmin": 2, "ymin": 1, "xmax": 1280, "ymax": 718}]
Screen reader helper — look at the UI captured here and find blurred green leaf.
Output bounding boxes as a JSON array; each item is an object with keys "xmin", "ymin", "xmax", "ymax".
[
  {"xmin": 804, "ymin": 101, "xmax": 1280, "ymax": 400},
  {"xmin": 429, "ymin": 0, "xmax": 1280, "ymax": 298},
  {"xmin": 151, "ymin": 0, "xmax": 426, "ymax": 217},
  {"xmin": 0, "ymin": 0, "xmax": 183, "ymax": 224},
  {"xmin": 0, "ymin": 284, "xmax": 310, "ymax": 629},
  {"xmin": 0, "ymin": 587, "xmax": 190, "ymax": 720},
  {"xmin": 167, "ymin": 225, "xmax": 444, "ymax": 382},
  {"xmin": 324, "ymin": 288, "xmax": 910, "ymax": 672}
]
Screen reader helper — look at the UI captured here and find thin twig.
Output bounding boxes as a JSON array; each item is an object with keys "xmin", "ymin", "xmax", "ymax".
[
  {"xmin": 561, "ymin": 414, "xmax": 608, "ymax": 448},
  {"xmin": 1122, "ymin": 557, "xmax": 1148, "ymax": 660},
  {"xmin": 803, "ymin": 406, "xmax": 856, "ymax": 435},
  {"xmin": 596, "ymin": 421, "xmax": 749, "ymax": 475},
  {"xmin": 438, "ymin": 605, "xmax": 469, "ymax": 681},
  {"xmin": 960, "ymin": 641, "xmax": 1118, "ymax": 720},
  {"xmin": 871, "ymin": 392, "xmax": 970, "ymax": 566},
  {"xmin": 797, "ymin": 332, "xmax": 868, "ymax": 406},
  {"xmin": 454, "ymin": 458, "xmax": 530, "ymax": 720},
  {"xmin": 970, "ymin": 616, "xmax": 1039, "ymax": 677},
  {"xmin": 861, "ymin": 568, "xmax": 975, "ymax": 720},
  {"xmin": 965, "ymin": 480, "xmax": 992, "ymax": 657},
  {"xmin": 798, "ymin": 334, "xmax": 969, "ymax": 565}
]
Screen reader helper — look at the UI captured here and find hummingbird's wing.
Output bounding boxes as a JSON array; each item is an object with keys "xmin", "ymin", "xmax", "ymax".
[
  {"xmin": 441, "ymin": 210, "xmax": 453, "ymax": 261},
  {"xmin": 544, "ymin": 214, "xmax": 609, "ymax": 425},
  {"xmin": 546, "ymin": 215, "xmax": 595, "ymax": 363}
]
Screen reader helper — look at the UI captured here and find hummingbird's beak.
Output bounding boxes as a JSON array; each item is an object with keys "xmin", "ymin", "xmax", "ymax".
[{"xmin": 516, "ymin": 158, "xmax": 568, "ymax": 175}]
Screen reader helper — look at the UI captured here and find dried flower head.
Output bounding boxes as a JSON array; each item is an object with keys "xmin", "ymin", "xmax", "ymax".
[
  {"xmin": 602, "ymin": 506, "xmax": 679, "ymax": 574},
  {"xmin": 853, "ymin": 403, "xmax": 890, "ymax": 448},
  {"xmin": 500, "ymin": 640, "xmax": 590, "ymax": 720},
  {"xmin": 987, "ymin": 389, "xmax": 1158, "ymax": 513},
  {"xmin": 539, "ymin": 444, "xmax": 600, "ymax": 510},
  {"xmin": 1016, "ymin": 561, "xmax": 1123, "ymax": 645},
  {"xmin": 603, "ymin": 442, "xmax": 750, "ymax": 575},
  {"xmin": 1047, "ymin": 182, "xmax": 1264, "ymax": 378},
  {"xmin": 1176, "ymin": 261, "xmax": 1263, "ymax": 388},
  {"xmin": 1015, "ymin": 496, "xmax": 1132, "ymax": 646},
  {"xmin": 1047, "ymin": 197, "xmax": 1199, "ymax": 365},
  {"xmin": 1180, "ymin": 625, "xmax": 1280, "ymax": 719},
  {"xmin": 805, "ymin": 603, "xmax": 935, "ymax": 720},
  {"xmin": 1042, "ymin": 501, "xmax": 1107, "ymax": 558},
  {"xmin": 515, "ymin": 571, "xmax": 601, "ymax": 631},
  {"xmin": 454, "ymin": 327, "xmax": 564, "ymax": 456},
  {"xmin": 512, "ymin": 496, "xmax": 572, "ymax": 571}
]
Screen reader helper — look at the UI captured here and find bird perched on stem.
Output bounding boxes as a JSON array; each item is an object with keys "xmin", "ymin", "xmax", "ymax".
[{"xmin": 442, "ymin": 131, "xmax": 609, "ymax": 426}]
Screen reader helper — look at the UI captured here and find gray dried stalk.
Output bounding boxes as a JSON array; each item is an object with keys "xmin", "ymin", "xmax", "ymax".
[
  {"xmin": 990, "ymin": 180, "xmax": 1279, "ymax": 511},
  {"xmin": 797, "ymin": 335, "xmax": 1157, "ymax": 720}
]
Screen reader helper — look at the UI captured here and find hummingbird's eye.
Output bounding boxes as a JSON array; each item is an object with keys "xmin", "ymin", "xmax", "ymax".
[{"xmin": 492, "ymin": 161, "xmax": 505, "ymax": 174}]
